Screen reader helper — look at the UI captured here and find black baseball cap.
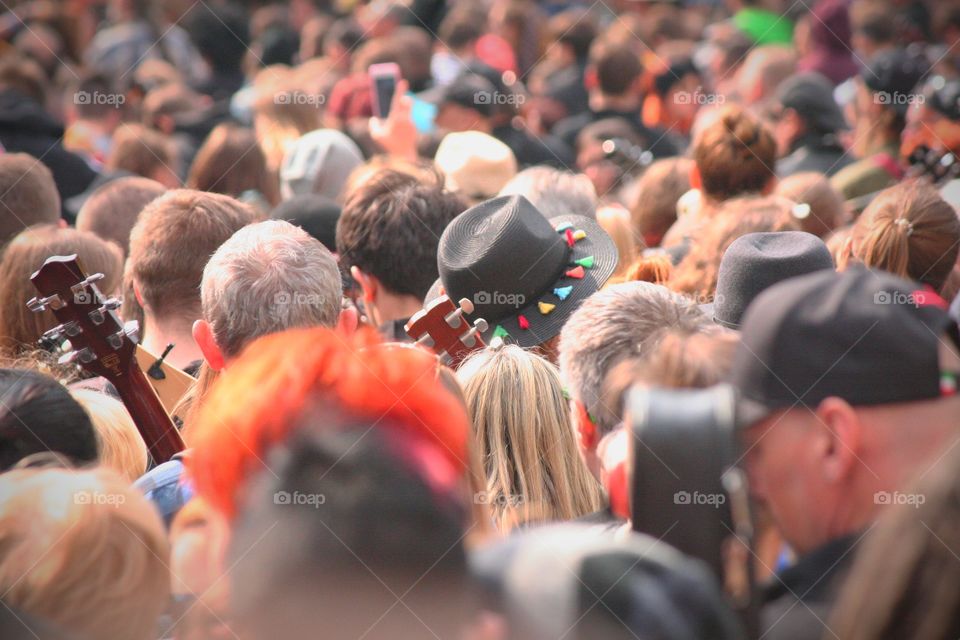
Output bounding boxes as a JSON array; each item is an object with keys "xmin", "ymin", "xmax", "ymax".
[
  {"xmin": 861, "ymin": 48, "xmax": 928, "ymax": 116},
  {"xmin": 776, "ymin": 72, "xmax": 848, "ymax": 133},
  {"xmin": 732, "ymin": 266, "xmax": 959, "ymax": 428}
]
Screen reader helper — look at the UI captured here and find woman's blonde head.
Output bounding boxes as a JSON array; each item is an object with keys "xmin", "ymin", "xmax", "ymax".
[
  {"xmin": 458, "ymin": 344, "xmax": 602, "ymax": 532},
  {"xmin": 0, "ymin": 467, "xmax": 170, "ymax": 640},
  {"xmin": 71, "ymin": 389, "xmax": 148, "ymax": 483}
]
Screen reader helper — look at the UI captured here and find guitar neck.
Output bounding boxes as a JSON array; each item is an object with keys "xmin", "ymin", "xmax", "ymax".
[{"xmin": 110, "ymin": 365, "xmax": 186, "ymax": 464}]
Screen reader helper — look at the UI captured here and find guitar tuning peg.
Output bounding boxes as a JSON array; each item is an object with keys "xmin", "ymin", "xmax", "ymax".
[
  {"xmin": 26, "ymin": 294, "xmax": 62, "ymax": 313},
  {"xmin": 63, "ymin": 321, "xmax": 81, "ymax": 337},
  {"xmin": 474, "ymin": 318, "xmax": 489, "ymax": 333},
  {"xmin": 458, "ymin": 298, "xmax": 475, "ymax": 314},
  {"xmin": 101, "ymin": 298, "xmax": 122, "ymax": 311},
  {"xmin": 88, "ymin": 309, "xmax": 105, "ymax": 325},
  {"xmin": 78, "ymin": 273, "xmax": 104, "ymax": 287},
  {"xmin": 416, "ymin": 334, "xmax": 436, "ymax": 349},
  {"xmin": 58, "ymin": 347, "xmax": 95, "ymax": 366},
  {"xmin": 123, "ymin": 320, "xmax": 140, "ymax": 344},
  {"xmin": 107, "ymin": 331, "xmax": 124, "ymax": 350}
]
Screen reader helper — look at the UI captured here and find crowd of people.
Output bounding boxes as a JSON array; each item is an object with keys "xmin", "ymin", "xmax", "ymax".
[{"xmin": 0, "ymin": 0, "xmax": 959, "ymax": 638}]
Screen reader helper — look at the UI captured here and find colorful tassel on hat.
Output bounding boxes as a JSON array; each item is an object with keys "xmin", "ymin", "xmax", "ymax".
[
  {"xmin": 554, "ymin": 286, "xmax": 573, "ymax": 300},
  {"xmin": 518, "ymin": 315, "xmax": 530, "ymax": 330},
  {"xmin": 565, "ymin": 228, "xmax": 575, "ymax": 247},
  {"xmin": 565, "ymin": 266, "xmax": 585, "ymax": 279},
  {"xmin": 574, "ymin": 256, "xmax": 594, "ymax": 268},
  {"xmin": 573, "ymin": 229, "xmax": 586, "ymax": 241},
  {"xmin": 555, "ymin": 222, "xmax": 574, "ymax": 233},
  {"xmin": 538, "ymin": 302, "xmax": 556, "ymax": 315},
  {"xmin": 493, "ymin": 325, "xmax": 510, "ymax": 339}
]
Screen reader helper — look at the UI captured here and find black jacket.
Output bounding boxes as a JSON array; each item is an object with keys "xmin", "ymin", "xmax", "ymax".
[
  {"xmin": 759, "ymin": 533, "xmax": 861, "ymax": 640},
  {"xmin": 0, "ymin": 89, "xmax": 98, "ymax": 220}
]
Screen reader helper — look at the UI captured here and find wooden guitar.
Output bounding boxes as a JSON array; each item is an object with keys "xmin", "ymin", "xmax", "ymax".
[
  {"xmin": 29, "ymin": 255, "xmax": 186, "ymax": 463},
  {"xmin": 405, "ymin": 296, "xmax": 488, "ymax": 369}
]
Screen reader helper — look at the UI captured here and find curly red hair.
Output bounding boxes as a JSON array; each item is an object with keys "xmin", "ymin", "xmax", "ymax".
[{"xmin": 186, "ymin": 328, "xmax": 470, "ymax": 519}]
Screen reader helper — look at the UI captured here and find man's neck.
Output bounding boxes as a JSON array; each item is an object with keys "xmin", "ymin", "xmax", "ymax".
[
  {"xmin": 141, "ymin": 315, "xmax": 202, "ymax": 371},
  {"xmin": 369, "ymin": 291, "xmax": 425, "ymax": 328}
]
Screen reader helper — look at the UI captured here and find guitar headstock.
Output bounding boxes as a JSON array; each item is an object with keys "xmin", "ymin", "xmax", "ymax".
[
  {"xmin": 405, "ymin": 295, "xmax": 488, "ymax": 368},
  {"xmin": 29, "ymin": 255, "xmax": 135, "ymax": 381}
]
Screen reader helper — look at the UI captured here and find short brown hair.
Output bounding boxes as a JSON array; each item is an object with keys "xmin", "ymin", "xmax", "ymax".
[
  {"xmin": 0, "ymin": 225, "xmax": 123, "ymax": 356},
  {"xmin": 0, "ymin": 153, "xmax": 61, "ymax": 247},
  {"xmin": 337, "ymin": 170, "xmax": 466, "ymax": 299},
  {"xmin": 75, "ymin": 177, "xmax": 166, "ymax": 256},
  {"xmin": 590, "ymin": 41, "xmax": 642, "ymax": 96},
  {"xmin": 107, "ymin": 124, "xmax": 177, "ymax": 180},
  {"xmin": 127, "ymin": 190, "xmax": 260, "ymax": 321},
  {"xmin": 851, "ymin": 181, "xmax": 960, "ymax": 294},
  {"xmin": 693, "ymin": 105, "xmax": 776, "ymax": 202},
  {"xmin": 187, "ymin": 124, "xmax": 276, "ymax": 203},
  {"xmin": 629, "ymin": 157, "xmax": 695, "ymax": 247}
]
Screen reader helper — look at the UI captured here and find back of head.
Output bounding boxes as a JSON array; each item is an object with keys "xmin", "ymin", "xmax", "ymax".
[
  {"xmin": 230, "ymin": 418, "xmax": 473, "ymax": 640},
  {"xmin": 337, "ymin": 170, "xmax": 466, "ymax": 300},
  {"xmin": 70, "ymin": 388, "xmax": 147, "ymax": 483},
  {"xmin": 0, "ymin": 467, "xmax": 170, "ymax": 640},
  {"xmin": 629, "ymin": 157, "xmax": 694, "ymax": 247},
  {"xmin": 0, "ymin": 368, "xmax": 97, "ymax": 471},
  {"xmin": 736, "ymin": 45, "xmax": 798, "ymax": 105},
  {"xmin": 457, "ymin": 345, "xmax": 601, "ymax": 529},
  {"xmin": 559, "ymin": 282, "xmax": 708, "ymax": 434},
  {"xmin": 75, "ymin": 176, "xmax": 165, "ymax": 255},
  {"xmin": 775, "ymin": 171, "xmax": 846, "ymax": 238},
  {"xmin": 201, "ymin": 220, "xmax": 342, "ymax": 359},
  {"xmin": 498, "ymin": 166, "xmax": 597, "ymax": 219},
  {"xmin": 670, "ymin": 194, "xmax": 800, "ymax": 298},
  {"xmin": 270, "ymin": 194, "xmax": 341, "ymax": 253},
  {"xmin": 852, "ymin": 181, "xmax": 960, "ymax": 294},
  {"xmin": 589, "ymin": 40, "xmax": 642, "ymax": 96},
  {"xmin": 0, "ymin": 225, "xmax": 123, "ymax": 355},
  {"xmin": 107, "ymin": 124, "xmax": 177, "ymax": 181},
  {"xmin": 0, "ymin": 153, "xmax": 61, "ymax": 247},
  {"xmin": 0, "ymin": 55, "xmax": 46, "ymax": 104},
  {"xmin": 187, "ymin": 124, "xmax": 273, "ymax": 201},
  {"xmin": 693, "ymin": 105, "xmax": 776, "ymax": 202},
  {"xmin": 127, "ymin": 189, "xmax": 260, "ymax": 323}
]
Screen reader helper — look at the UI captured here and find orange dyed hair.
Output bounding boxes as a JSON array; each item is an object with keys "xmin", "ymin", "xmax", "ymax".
[{"xmin": 186, "ymin": 327, "xmax": 470, "ymax": 519}]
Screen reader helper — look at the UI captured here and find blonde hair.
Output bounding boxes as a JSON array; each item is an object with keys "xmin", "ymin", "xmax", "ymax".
[
  {"xmin": 458, "ymin": 345, "xmax": 602, "ymax": 532},
  {"xmin": 848, "ymin": 181, "xmax": 960, "ymax": 294},
  {"xmin": 71, "ymin": 389, "xmax": 148, "ymax": 483},
  {"xmin": 0, "ymin": 467, "xmax": 170, "ymax": 640},
  {"xmin": 596, "ymin": 205, "xmax": 640, "ymax": 278}
]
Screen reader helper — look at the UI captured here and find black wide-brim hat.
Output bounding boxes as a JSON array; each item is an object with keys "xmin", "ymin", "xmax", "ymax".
[{"xmin": 428, "ymin": 195, "xmax": 618, "ymax": 348}]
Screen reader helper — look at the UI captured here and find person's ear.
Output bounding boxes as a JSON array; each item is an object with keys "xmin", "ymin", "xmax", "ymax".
[
  {"xmin": 815, "ymin": 397, "xmax": 860, "ymax": 483},
  {"xmin": 192, "ymin": 319, "xmax": 225, "ymax": 371},
  {"xmin": 337, "ymin": 305, "xmax": 359, "ymax": 335},
  {"xmin": 351, "ymin": 265, "xmax": 377, "ymax": 303},
  {"xmin": 689, "ymin": 164, "xmax": 702, "ymax": 190},
  {"xmin": 133, "ymin": 280, "xmax": 144, "ymax": 306},
  {"xmin": 573, "ymin": 399, "xmax": 599, "ymax": 453}
]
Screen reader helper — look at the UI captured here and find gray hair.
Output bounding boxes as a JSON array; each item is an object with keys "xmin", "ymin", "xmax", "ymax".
[
  {"xmin": 201, "ymin": 220, "xmax": 342, "ymax": 358},
  {"xmin": 558, "ymin": 282, "xmax": 708, "ymax": 434},
  {"xmin": 498, "ymin": 166, "xmax": 598, "ymax": 219}
]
